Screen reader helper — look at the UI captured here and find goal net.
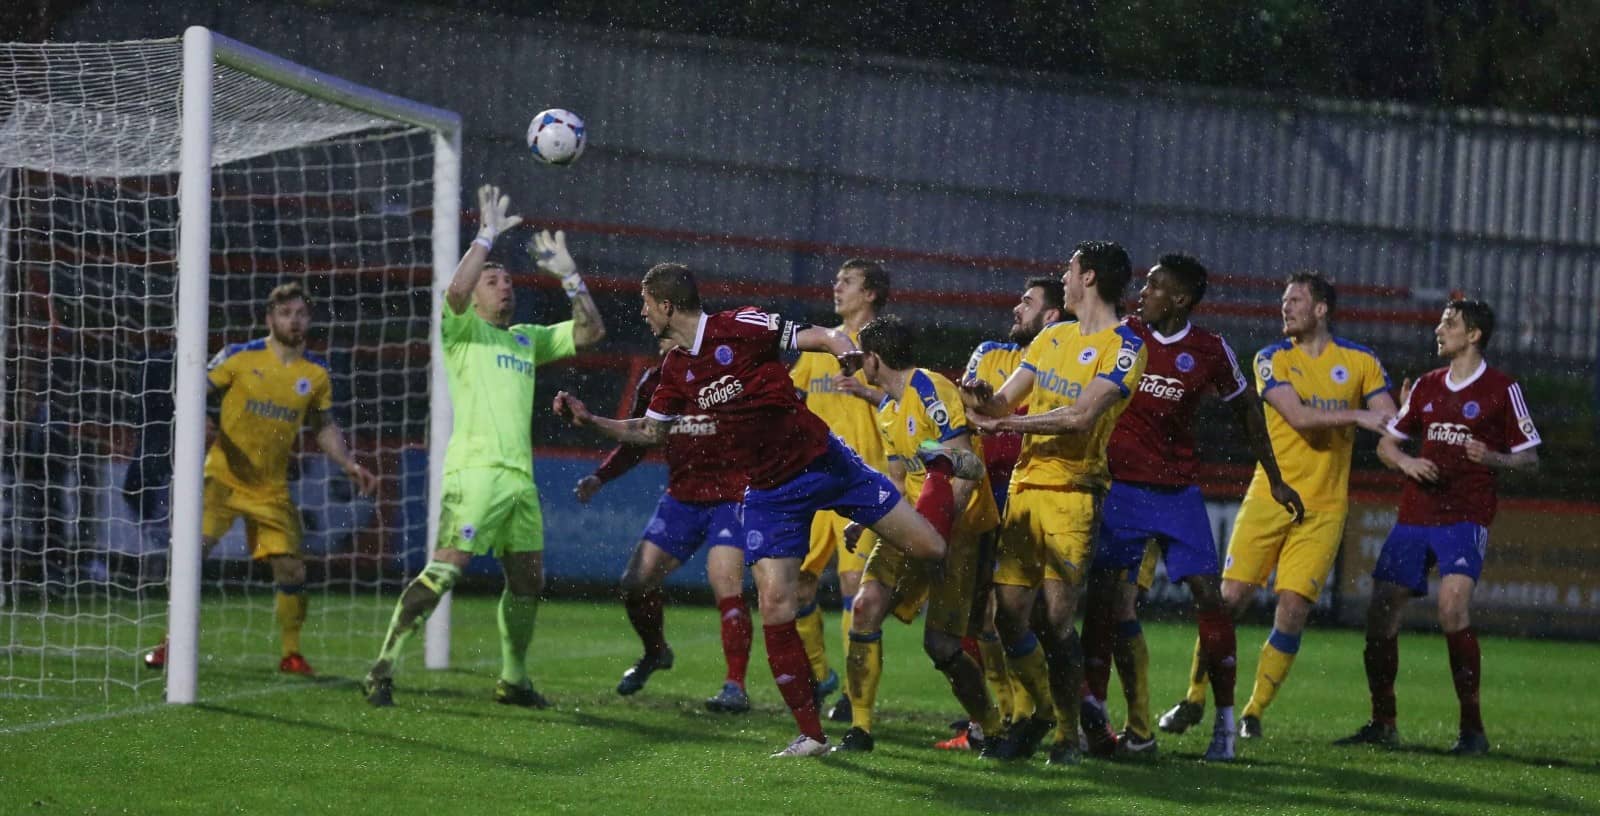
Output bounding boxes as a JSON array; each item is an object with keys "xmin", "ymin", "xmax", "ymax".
[{"xmin": 1, "ymin": 29, "xmax": 458, "ymax": 720}]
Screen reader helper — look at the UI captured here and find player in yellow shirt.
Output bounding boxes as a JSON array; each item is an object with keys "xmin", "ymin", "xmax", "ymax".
[
  {"xmin": 827, "ymin": 316, "xmax": 1002, "ymax": 753},
  {"xmin": 1158, "ymin": 272, "xmax": 1396, "ymax": 741},
  {"xmin": 963, "ymin": 241, "xmax": 1147, "ymax": 765},
  {"xmin": 938, "ymin": 276, "xmax": 1063, "ymax": 748},
  {"xmin": 143, "ymin": 282, "xmax": 378, "ymax": 675},
  {"xmin": 789, "ymin": 259, "xmax": 892, "ymax": 722}
]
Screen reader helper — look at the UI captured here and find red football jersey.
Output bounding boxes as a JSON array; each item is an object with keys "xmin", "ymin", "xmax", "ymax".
[
  {"xmin": 594, "ymin": 364, "xmax": 747, "ymax": 503},
  {"xmin": 1387, "ymin": 361, "xmax": 1540, "ymax": 527},
  {"xmin": 646, "ymin": 308, "xmax": 832, "ymax": 490},
  {"xmin": 1107, "ymin": 317, "xmax": 1249, "ymax": 487}
]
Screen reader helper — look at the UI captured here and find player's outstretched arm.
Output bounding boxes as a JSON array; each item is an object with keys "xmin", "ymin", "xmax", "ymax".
[
  {"xmin": 983, "ymin": 375, "xmax": 1120, "ymax": 435},
  {"xmin": 1377, "ymin": 433, "xmax": 1440, "ymax": 484},
  {"xmin": 1230, "ymin": 389, "xmax": 1305, "ymax": 521},
  {"xmin": 447, "ymin": 184, "xmax": 522, "ymax": 315},
  {"xmin": 1262, "ymin": 385, "xmax": 1395, "ymax": 434},
  {"xmin": 1465, "ymin": 440, "xmax": 1539, "ymax": 473},
  {"xmin": 531, "ymin": 229, "xmax": 605, "ymax": 349},
  {"xmin": 553, "ymin": 391, "xmax": 671, "ymax": 446},
  {"xmin": 960, "ymin": 367, "xmax": 1034, "ymax": 418},
  {"xmin": 792, "ymin": 325, "xmax": 862, "ymax": 373},
  {"xmin": 308, "ymin": 410, "xmax": 379, "ymax": 495}
]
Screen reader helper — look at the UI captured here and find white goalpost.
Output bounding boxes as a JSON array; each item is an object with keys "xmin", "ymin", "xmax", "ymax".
[{"xmin": 1, "ymin": 27, "xmax": 458, "ymax": 715}]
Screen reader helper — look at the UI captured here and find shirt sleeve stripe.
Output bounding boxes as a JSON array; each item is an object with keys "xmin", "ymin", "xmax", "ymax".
[
  {"xmin": 1509, "ymin": 383, "xmax": 1531, "ymax": 420},
  {"xmin": 644, "ymin": 409, "xmax": 678, "ymax": 422},
  {"xmin": 1094, "ymin": 371, "xmax": 1131, "ymax": 397}
]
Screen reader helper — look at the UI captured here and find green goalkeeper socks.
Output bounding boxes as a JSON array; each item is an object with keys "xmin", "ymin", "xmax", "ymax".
[
  {"xmin": 498, "ymin": 589, "xmax": 540, "ymax": 686},
  {"xmin": 368, "ymin": 561, "xmax": 460, "ymax": 680}
]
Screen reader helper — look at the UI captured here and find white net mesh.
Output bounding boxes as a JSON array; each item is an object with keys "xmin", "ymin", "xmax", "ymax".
[{"xmin": 2, "ymin": 38, "xmax": 441, "ymax": 717}]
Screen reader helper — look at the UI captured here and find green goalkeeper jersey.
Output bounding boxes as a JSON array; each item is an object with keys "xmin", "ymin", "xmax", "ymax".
[{"xmin": 440, "ymin": 303, "xmax": 575, "ymax": 477}]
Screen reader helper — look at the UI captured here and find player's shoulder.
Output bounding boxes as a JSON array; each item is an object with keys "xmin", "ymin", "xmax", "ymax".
[
  {"xmin": 639, "ymin": 363, "xmax": 663, "ymax": 390},
  {"xmin": 1111, "ymin": 321, "xmax": 1145, "ymax": 349},
  {"xmin": 908, "ymin": 368, "xmax": 953, "ymax": 404},
  {"xmin": 1331, "ymin": 335, "xmax": 1383, "ymax": 364},
  {"xmin": 209, "ymin": 337, "xmax": 266, "ymax": 369},
  {"xmin": 971, "ymin": 339, "xmax": 1022, "ymax": 360},
  {"xmin": 1255, "ymin": 337, "xmax": 1294, "ymax": 360},
  {"xmin": 1034, "ymin": 319, "xmax": 1078, "ymax": 345},
  {"xmin": 300, "ymin": 351, "xmax": 332, "ymax": 373},
  {"xmin": 1120, "ymin": 314, "xmax": 1154, "ymax": 340}
]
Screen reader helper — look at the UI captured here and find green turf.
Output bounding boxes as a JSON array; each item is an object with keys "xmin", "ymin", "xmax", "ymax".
[{"xmin": 2, "ymin": 596, "xmax": 1597, "ymax": 814}]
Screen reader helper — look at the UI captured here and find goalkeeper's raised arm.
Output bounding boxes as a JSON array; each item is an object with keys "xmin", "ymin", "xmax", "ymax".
[
  {"xmin": 532, "ymin": 227, "xmax": 605, "ymax": 349},
  {"xmin": 445, "ymin": 183, "xmax": 606, "ymax": 349}
]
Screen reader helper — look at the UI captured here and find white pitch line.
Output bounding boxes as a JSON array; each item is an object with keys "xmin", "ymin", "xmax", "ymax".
[
  {"xmin": 2, "ymin": 631, "xmax": 720, "ymax": 736},
  {"xmin": 0, "ymin": 680, "xmax": 342, "ymax": 736}
]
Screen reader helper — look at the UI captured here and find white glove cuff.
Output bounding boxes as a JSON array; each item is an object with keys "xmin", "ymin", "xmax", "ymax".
[{"xmin": 560, "ymin": 273, "xmax": 587, "ymax": 298}]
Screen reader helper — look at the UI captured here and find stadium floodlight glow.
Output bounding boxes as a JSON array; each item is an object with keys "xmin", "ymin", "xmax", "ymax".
[{"xmin": 1, "ymin": 27, "xmax": 459, "ymax": 712}]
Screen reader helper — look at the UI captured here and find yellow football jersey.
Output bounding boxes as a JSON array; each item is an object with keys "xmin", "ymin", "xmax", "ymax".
[
  {"xmin": 1244, "ymin": 336, "xmax": 1391, "ymax": 511},
  {"xmin": 790, "ymin": 328, "xmax": 887, "ymax": 470},
  {"xmin": 1013, "ymin": 321, "xmax": 1146, "ymax": 492},
  {"xmin": 965, "ymin": 340, "xmax": 1025, "ymax": 392},
  {"xmin": 877, "ymin": 368, "xmax": 1000, "ymax": 533},
  {"xmin": 204, "ymin": 338, "xmax": 332, "ymax": 493}
]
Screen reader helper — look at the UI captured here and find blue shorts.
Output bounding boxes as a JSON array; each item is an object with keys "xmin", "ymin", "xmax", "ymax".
[
  {"xmin": 1094, "ymin": 482, "xmax": 1218, "ymax": 583},
  {"xmin": 640, "ymin": 493, "xmax": 744, "ymax": 563},
  {"xmin": 741, "ymin": 435, "xmax": 899, "ymax": 565},
  {"xmin": 1372, "ymin": 522, "xmax": 1487, "ymax": 597}
]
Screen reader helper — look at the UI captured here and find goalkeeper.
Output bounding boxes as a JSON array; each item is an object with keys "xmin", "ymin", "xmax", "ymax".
[{"xmin": 361, "ymin": 184, "xmax": 606, "ymax": 707}]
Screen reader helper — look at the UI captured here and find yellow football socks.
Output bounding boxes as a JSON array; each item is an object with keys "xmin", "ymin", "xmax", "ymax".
[
  {"xmin": 1114, "ymin": 620, "xmax": 1152, "ymax": 737},
  {"xmin": 977, "ymin": 634, "xmax": 1017, "ymax": 723},
  {"xmin": 794, "ymin": 600, "xmax": 830, "ymax": 683},
  {"xmin": 1184, "ymin": 636, "xmax": 1209, "ymax": 705},
  {"xmin": 274, "ymin": 586, "xmax": 306, "ymax": 658},
  {"xmin": 846, "ymin": 630, "xmax": 883, "ymax": 732},
  {"xmin": 1242, "ymin": 628, "xmax": 1301, "ymax": 719}
]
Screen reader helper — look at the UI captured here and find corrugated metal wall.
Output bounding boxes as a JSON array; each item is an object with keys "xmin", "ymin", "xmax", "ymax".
[{"xmin": 61, "ymin": 1, "xmax": 1600, "ymax": 363}]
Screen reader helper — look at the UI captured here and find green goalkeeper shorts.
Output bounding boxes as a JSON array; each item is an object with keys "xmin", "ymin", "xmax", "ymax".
[{"xmin": 438, "ymin": 466, "xmax": 544, "ymax": 556}]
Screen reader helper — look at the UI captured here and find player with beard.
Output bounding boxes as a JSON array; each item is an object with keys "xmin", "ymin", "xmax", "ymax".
[
  {"xmin": 934, "ymin": 277, "xmax": 1064, "ymax": 750},
  {"xmin": 143, "ymin": 282, "xmax": 379, "ymax": 675},
  {"xmin": 553, "ymin": 262, "xmax": 949, "ymax": 757}
]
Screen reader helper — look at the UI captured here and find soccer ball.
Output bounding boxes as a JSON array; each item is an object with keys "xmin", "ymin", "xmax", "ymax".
[{"xmin": 526, "ymin": 108, "xmax": 586, "ymax": 166}]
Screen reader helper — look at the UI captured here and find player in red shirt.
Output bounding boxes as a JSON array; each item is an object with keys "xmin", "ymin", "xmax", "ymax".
[
  {"xmin": 572, "ymin": 337, "xmax": 753, "ymax": 714},
  {"xmin": 1085, "ymin": 254, "xmax": 1302, "ymax": 762},
  {"xmin": 553, "ymin": 263, "xmax": 948, "ymax": 758},
  {"xmin": 1335, "ymin": 299, "xmax": 1539, "ymax": 756}
]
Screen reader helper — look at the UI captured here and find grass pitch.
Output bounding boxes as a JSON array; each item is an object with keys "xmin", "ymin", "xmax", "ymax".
[{"xmin": 3, "ymin": 596, "xmax": 1597, "ymax": 814}]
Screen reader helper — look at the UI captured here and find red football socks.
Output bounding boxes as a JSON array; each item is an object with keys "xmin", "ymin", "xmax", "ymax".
[
  {"xmin": 624, "ymin": 588, "xmax": 668, "ymax": 658},
  {"xmin": 1364, "ymin": 634, "xmax": 1399, "ymax": 725},
  {"xmin": 764, "ymin": 621, "xmax": 825, "ymax": 741},
  {"xmin": 718, "ymin": 594, "xmax": 752, "ymax": 687},
  {"xmin": 1197, "ymin": 608, "xmax": 1237, "ymax": 709},
  {"xmin": 1445, "ymin": 627, "xmax": 1483, "ymax": 733},
  {"xmin": 915, "ymin": 469, "xmax": 957, "ymax": 540}
]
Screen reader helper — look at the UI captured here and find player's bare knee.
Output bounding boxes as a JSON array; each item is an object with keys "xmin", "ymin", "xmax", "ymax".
[
  {"xmin": 270, "ymin": 555, "xmax": 305, "ymax": 586},
  {"xmin": 923, "ymin": 630, "xmax": 962, "ymax": 666},
  {"xmin": 851, "ymin": 583, "xmax": 890, "ymax": 630},
  {"xmin": 1274, "ymin": 591, "xmax": 1312, "ymax": 633},
  {"xmin": 1438, "ymin": 598, "xmax": 1470, "ymax": 632},
  {"xmin": 1220, "ymin": 581, "xmax": 1253, "ymax": 616}
]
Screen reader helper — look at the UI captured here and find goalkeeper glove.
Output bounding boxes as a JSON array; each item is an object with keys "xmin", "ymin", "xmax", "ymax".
[
  {"xmin": 532, "ymin": 229, "xmax": 586, "ymax": 298},
  {"xmin": 473, "ymin": 184, "xmax": 523, "ymax": 251}
]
